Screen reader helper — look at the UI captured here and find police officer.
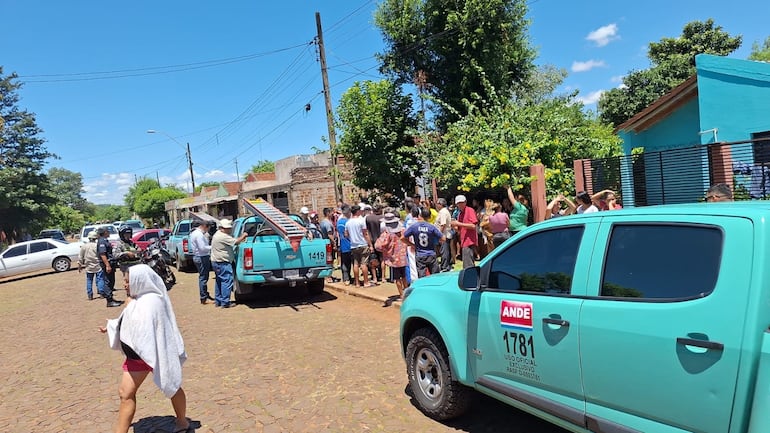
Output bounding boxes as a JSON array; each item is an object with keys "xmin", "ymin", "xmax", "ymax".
[
  {"xmin": 97, "ymin": 227, "xmax": 124, "ymax": 307},
  {"xmin": 114, "ymin": 226, "xmax": 142, "ymax": 273}
]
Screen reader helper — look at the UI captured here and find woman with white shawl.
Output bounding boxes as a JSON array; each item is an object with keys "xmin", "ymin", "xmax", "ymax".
[{"xmin": 100, "ymin": 264, "xmax": 191, "ymax": 433}]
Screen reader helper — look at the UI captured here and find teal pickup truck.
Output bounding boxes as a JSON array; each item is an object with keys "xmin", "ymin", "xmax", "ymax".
[
  {"xmin": 400, "ymin": 202, "xmax": 770, "ymax": 433},
  {"xmin": 230, "ymin": 213, "xmax": 332, "ymax": 302}
]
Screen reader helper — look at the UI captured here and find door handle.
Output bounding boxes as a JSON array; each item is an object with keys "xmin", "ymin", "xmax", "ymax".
[
  {"xmin": 542, "ymin": 318, "xmax": 569, "ymax": 327},
  {"xmin": 676, "ymin": 337, "xmax": 724, "ymax": 351}
]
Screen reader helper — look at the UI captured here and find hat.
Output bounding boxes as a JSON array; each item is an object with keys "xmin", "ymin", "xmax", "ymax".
[
  {"xmin": 455, "ymin": 194, "xmax": 467, "ymax": 204},
  {"xmin": 381, "ymin": 212, "xmax": 399, "ymax": 224},
  {"xmin": 300, "ymin": 206, "xmax": 309, "ymax": 214},
  {"xmin": 385, "ymin": 222, "xmax": 405, "ymax": 234},
  {"xmin": 309, "ymin": 211, "xmax": 319, "ymax": 219},
  {"xmin": 362, "ymin": 204, "xmax": 372, "ymax": 211},
  {"xmin": 219, "ymin": 218, "xmax": 233, "ymax": 229},
  {"xmin": 87, "ymin": 231, "xmax": 99, "ymax": 240}
]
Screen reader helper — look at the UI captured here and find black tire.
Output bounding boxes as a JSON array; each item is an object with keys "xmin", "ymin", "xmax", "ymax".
[
  {"xmin": 307, "ymin": 279, "xmax": 324, "ymax": 296},
  {"xmin": 52, "ymin": 257, "xmax": 71, "ymax": 272},
  {"xmin": 174, "ymin": 254, "xmax": 186, "ymax": 272},
  {"xmin": 164, "ymin": 270, "xmax": 176, "ymax": 290},
  {"xmin": 405, "ymin": 328, "xmax": 472, "ymax": 420},
  {"xmin": 233, "ymin": 272, "xmax": 253, "ymax": 303}
]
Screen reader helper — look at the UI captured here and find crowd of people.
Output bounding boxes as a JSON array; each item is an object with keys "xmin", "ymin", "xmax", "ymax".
[{"xmin": 301, "ymin": 187, "xmax": 625, "ymax": 296}]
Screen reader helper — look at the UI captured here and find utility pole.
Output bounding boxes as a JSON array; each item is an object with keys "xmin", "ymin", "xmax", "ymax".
[
  {"xmin": 316, "ymin": 11, "xmax": 342, "ymax": 204},
  {"xmin": 186, "ymin": 142, "xmax": 196, "ymax": 193},
  {"xmin": 156, "ymin": 171, "xmax": 161, "ymax": 186}
]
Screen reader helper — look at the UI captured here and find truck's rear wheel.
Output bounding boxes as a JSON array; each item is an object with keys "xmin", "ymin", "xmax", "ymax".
[{"xmin": 233, "ymin": 273, "xmax": 253, "ymax": 303}]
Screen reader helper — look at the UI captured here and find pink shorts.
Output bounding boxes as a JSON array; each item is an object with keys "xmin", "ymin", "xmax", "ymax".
[{"xmin": 122, "ymin": 358, "xmax": 153, "ymax": 372}]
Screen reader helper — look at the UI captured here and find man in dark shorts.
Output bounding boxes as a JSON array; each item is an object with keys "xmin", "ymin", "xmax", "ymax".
[
  {"xmin": 401, "ymin": 207, "xmax": 445, "ymax": 277},
  {"xmin": 365, "ymin": 203, "xmax": 384, "ymax": 283}
]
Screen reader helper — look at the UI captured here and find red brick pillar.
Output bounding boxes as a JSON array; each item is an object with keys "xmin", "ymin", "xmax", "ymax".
[
  {"xmin": 573, "ymin": 159, "xmax": 593, "ymax": 194},
  {"xmin": 530, "ymin": 164, "xmax": 547, "ymax": 223},
  {"xmin": 709, "ymin": 143, "xmax": 734, "ymax": 189}
]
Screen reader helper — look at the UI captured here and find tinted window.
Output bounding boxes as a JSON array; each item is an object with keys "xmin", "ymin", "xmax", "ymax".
[
  {"xmin": 82, "ymin": 227, "xmax": 95, "ymax": 238},
  {"xmin": 30, "ymin": 241, "xmax": 56, "ymax": 253},
  {"xmin": 488, "ymin": 226, "xmax": 584, "ymax": 294},
  {"xmin": 601, "ymin": 224, "xmax": 722, "ymax": 300},
  {"xmin": 3, "ymin": 245, "xmax": 27, "ymax": 258},
  {"xmin": 176, "ymin": 222, "xmax": 191, "ymax": 236}
]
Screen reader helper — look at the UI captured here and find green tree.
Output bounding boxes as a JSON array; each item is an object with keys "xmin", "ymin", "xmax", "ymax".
[
  {"xmin": 124, "ymin": 178, "xmax": 160, "ymax": 212},
  {"xmin": 134, "ymin": 188, "xmax": 186, "ymax": 221},
  {"xmin": 749, "ymin": 36, "xmax": 770, "ymax": 62},
  {"xmin": 336, "ymin": 80, "xmax": 421, "ymax": 199},
  {"xmin": 0, "ymin": 67, "xmax": 57, "ymax": 241},
  {"xmin": 245, "ymin": 160, "xmax": 275, "ymax": 179},
  {"xmin": 48, "ymin": 204, "xmax": 86, "ymax": 235},
  {"xmin": 48, "ymin": 167, "xmax": 88, "ymax": 211},
  {"xmin": 375, "ymin": 0, "xmax": 535, "ymax": 129},
  {"xmin": 195, "ymin": 181, "xmax": 220, "ymax": 193},
  {"xmin": 599, "ymin": 19, "xmax": 742, "ymax": 126},
  {"xmin": 93, "ymin": 204, "xmax": 131, "ymax": 223},
  {"xmin": 429, "ymin": 84, "xmax": 621, "ymax": 194}
]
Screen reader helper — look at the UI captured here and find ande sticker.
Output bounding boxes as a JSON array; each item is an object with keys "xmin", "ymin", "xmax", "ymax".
[{"xmin": 500, "ymin": 300, "xmax": 533, "ymax": 331}]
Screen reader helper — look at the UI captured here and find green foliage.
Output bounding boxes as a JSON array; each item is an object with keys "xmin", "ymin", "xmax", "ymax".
[
  {"xmin": 195, "ymin": 181, "xmax": 220, "ymax": 193},
  {"xmin": 429, "ymin": 83, "xmax": 621, "ymax": 195},
  {"xmin": 749, "ymin": 36, "xmax": 770, "ymax": 62},
  {"xmin": 599, "ymin": 19, "xmax": 742, "ymax": 127},
  {"xmin": 375, "ymin": 0, "xmax": 535, "ymax": 129},
  {"xmin": 134, "ymin": 188, "xmax": 185, "ymax": 220},
  {"xmin": 48, "ymin": 205, "xmax": 86, "ymax": 234},
  {"xmin": 93, "ymin": 204, "xmax": 131, "ymax": 223},
  {"xmin": 246, "ymin": 160, "xmax": 275, "ymax": 178},
  {"xmin": 0, "ymin": 67, "xmax": 57, "ymax": 241},
  {"xmin": 124, "ymin": 178, "xmax": 160, "ymax": 212},
  {"xmin": 335, "ymin": 80, "xmax": 421, "ymax": 199},
  {"xmin": 48, "ymin": 167, "xmax": 88, "ymax": 211}
]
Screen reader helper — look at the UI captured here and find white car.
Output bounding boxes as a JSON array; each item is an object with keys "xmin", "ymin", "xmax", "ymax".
[
  {"xmin": 80, "ymin": 224, "xmax": 120, "ymax": 245},
  {"xmin": 0, "ymin": 239, "xmax": 81, "ymax": 278}
]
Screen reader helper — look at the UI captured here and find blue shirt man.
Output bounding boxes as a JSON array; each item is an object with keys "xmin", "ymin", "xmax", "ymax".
[
  {"xmin": 336, "ymin": 205, "xmax": 352, "ymax": 284},
  {"xmin": 190, "ymin": 221, "xmax": 213, "ymax": 304},
  {"xmin": 402, "ymin": 207, "xmax": 445, "ymax": 278}
]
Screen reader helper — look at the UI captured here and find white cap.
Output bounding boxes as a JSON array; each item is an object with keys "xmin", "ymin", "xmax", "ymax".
[
  {"xmin": 455, "ymin": 194, "xmax": 467, "ymax": 204},
  {"xmin": 219, "ymin": 218, "xmax": 233, "ymax": 229},
  {"xmin": 300, "ymin": 206, "xmax": 309, "ymax": 214}
]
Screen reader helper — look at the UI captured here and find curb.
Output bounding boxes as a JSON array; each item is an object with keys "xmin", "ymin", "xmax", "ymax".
[{"xmin": 324, "ymin": 281, "xmax": 402, "ymax": 308}]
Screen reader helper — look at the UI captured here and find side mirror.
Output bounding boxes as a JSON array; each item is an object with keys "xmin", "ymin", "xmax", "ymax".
[{"xmin": 458, "ymin": 266, "xmax": 480, "ymax": 290}]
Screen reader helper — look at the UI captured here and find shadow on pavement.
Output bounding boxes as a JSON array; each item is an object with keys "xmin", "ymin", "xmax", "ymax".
[
  {"xmin": 237, "ymin": 287, "xmax": 338, "ymax": 310},
  {"xmin": 131, "ymin": 415, "xmax": 201, "ymax": 432},
  {"xmin": 403, "ymin": 384, "xmax": 568, "ymax": 433}
]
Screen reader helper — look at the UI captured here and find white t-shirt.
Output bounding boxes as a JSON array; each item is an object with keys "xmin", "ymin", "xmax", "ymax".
[
  {"xmin": 345, "ymin": 216, "xmax": 368, "ymax": 248},
  {"xmin": 577, "ymin": 204, "xmax": 599, "ymax": 214}
]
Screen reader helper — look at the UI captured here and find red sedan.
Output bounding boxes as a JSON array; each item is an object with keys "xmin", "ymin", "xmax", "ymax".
[{"xmin": 132, "ymin": 229, "xmax": 172, "ymax": 250}]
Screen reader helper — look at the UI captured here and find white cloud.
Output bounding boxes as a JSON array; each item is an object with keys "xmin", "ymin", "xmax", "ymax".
[
  {"xmin": 83, "ymin": 169, "xmax": 240, "ymax": 205},
  {"xmin": 571, "ymin": 59, "xmax": 606, "ymax": 72},
  {"xmin": 586, "ymin": 23, "xmax": 619, "ymax": 47},
  {"xmin": 610, "ymin": 75, "xmax": 624, "ymax": 83},
  {"xmin": 576, "ymin": 90, "xmax": 605, "ymax": 105}
]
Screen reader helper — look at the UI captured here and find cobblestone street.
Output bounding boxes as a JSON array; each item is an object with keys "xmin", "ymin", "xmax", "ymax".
[{"xmin": 0, "ymin": 268, "xmax": 566, "ymax": 433}]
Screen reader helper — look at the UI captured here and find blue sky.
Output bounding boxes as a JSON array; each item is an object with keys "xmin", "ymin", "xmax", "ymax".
[{"xmin": 3, "ymin": 0, "xmax": 768, "ymax": 204}]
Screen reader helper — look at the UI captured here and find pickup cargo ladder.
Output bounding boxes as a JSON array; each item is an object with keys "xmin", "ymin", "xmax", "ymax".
[{"xmin": 242, "ymin": 198, "xmax": 306, "ymax": 252}]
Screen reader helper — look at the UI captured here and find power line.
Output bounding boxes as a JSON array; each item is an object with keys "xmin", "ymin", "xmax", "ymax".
[{"xmin": 18, "ymin": 42, "xmax": 312, "ymax": 83}]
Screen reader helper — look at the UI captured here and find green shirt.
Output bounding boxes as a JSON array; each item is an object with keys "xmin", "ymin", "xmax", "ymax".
[{"xmin": 509, "ymin": 201, "xmax": 529, "ymax": 232}]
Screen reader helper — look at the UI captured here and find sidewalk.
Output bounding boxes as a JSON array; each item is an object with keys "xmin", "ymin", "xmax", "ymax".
[{"xmin": 323, "ymin": 268, "xmax": 403, "ymax": 308}]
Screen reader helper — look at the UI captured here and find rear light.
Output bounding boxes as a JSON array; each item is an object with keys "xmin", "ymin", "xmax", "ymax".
[
  {"xmin": 326, "ymin": 242, "xmax": 333, "ymax": 265},
  {"xmin": 244, "ymin": 247, "xmax": 253, "ymax": 270},
  {"xmin": 182, "ymin": 238, "xmax": 189, "ymax": 253}
]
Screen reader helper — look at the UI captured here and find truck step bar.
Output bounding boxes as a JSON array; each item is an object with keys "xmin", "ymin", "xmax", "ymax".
[{"xmin": 243, "ymin": 198, "xmax": 307, "ymax": 252}]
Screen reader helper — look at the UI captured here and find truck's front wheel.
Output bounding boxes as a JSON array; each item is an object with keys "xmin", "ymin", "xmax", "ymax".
[{"xmin": 405, "ymin": 328, "xmax": 472, "ymax": 421}]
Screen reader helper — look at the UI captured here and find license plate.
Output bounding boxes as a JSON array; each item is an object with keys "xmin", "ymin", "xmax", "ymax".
[{"xmin": 284, "ymin": 269, "xmax": 299, "ymax": 278}]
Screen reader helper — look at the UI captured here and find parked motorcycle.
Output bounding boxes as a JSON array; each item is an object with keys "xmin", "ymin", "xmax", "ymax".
[{"xmin": 141, "ymin": 237, "xmax": 176, "ymax": 290}]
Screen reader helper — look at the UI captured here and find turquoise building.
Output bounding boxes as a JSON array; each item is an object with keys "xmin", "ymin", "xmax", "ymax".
[{"xmin": 614, "ymin": 54, "xmax": 770, "ymax": 205}]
